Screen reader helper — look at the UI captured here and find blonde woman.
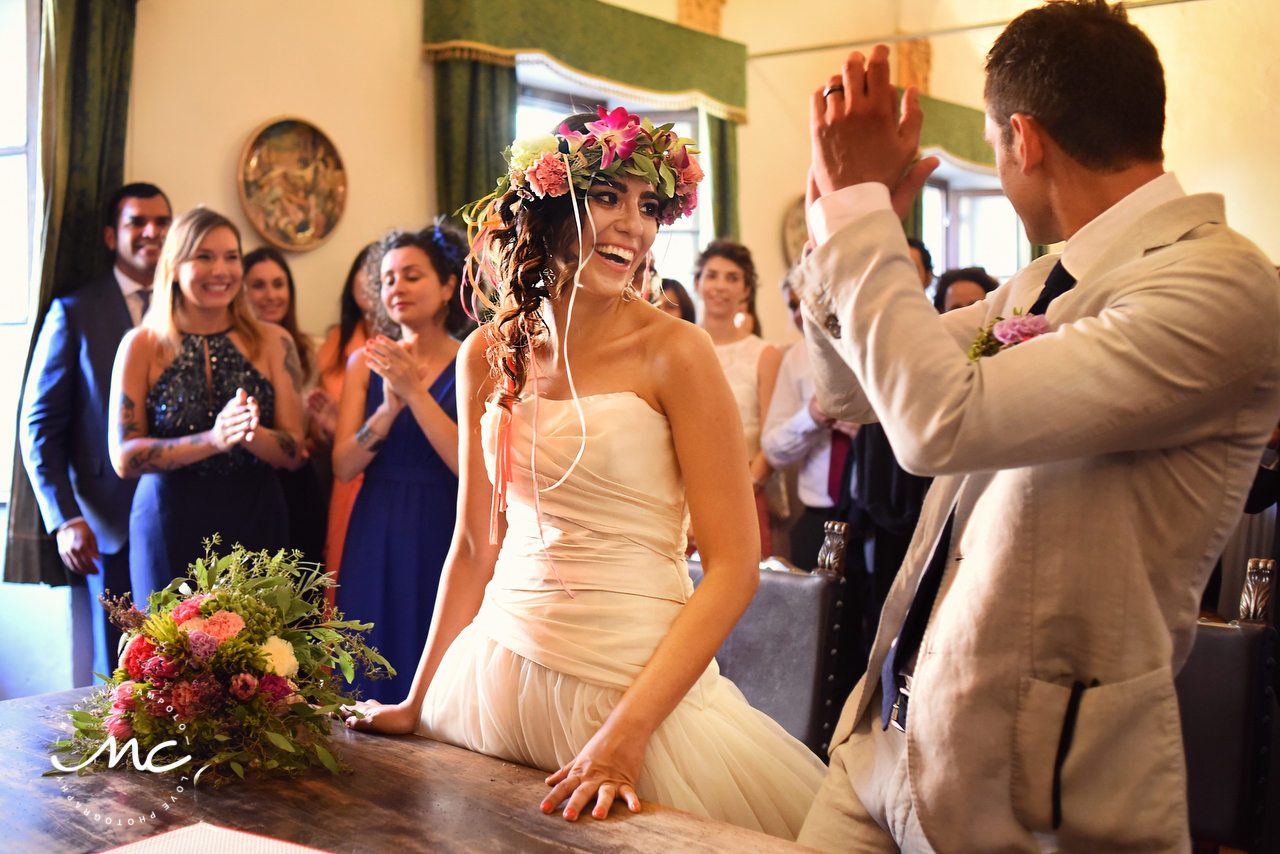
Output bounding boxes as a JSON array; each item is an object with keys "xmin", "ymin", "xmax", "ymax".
[{"xmin": 109, "ymin": 207, "xmax": 306, "ymax": 602}]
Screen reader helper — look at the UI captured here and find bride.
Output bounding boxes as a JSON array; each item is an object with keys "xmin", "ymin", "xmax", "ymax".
[{"xmin": 344, "ymin": 109, "xmax": 824, "ymax": 839}]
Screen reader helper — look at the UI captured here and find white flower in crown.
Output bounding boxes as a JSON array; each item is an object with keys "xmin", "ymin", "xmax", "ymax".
[{"xmin": 508, "ymin": 133, "xmax": 560, "ymax": 173}]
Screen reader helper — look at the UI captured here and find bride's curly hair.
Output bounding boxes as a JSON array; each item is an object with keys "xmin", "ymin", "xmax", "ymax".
[{"xmin": 474, "ymin": 111, "xmax": 648, "ymax": 411}]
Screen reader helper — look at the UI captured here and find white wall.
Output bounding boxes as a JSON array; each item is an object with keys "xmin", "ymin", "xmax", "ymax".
[{"xmin": 126, "ymin": 0, "xmax": 435, "ymax": 337}]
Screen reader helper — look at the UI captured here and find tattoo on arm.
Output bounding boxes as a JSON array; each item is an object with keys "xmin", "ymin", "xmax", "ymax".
[
  {"xmin": 125, "ymin": 445, "xmax": 180, "ymax": 474},
  {"xmin": 272, "ymin": 430, "xmax": 299, "ymax": 459},
  {"xmin": 119, "ymin": 393, "xmax": 140, "ymax": 439},
  {"xmin": 282, "ymin": 337, "xmax": 303, "ymax": 394}
]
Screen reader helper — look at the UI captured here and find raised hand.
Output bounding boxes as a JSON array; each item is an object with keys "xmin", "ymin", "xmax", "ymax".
[
  {"xmin": 306, "ymin": 388, "xmax": 340, "ymax": 439},
  {"xmin": 365, "ymin": 335, "xmax": 423, "ymax": 405},
  {"xmin": 810, "ymin": 44, "xmax": 939, "ymax": 220},
  {"xmin": 541, "ymin": 722, "xmax": 645, "ymax": 821},
  {"xmin": 211, "ymin": 388, "xmax": 258, "ymax": 451}
]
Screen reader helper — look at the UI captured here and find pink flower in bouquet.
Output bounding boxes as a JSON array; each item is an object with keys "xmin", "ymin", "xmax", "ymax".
[
  {"xmin": 120, "ymin": 635, "xmax": 156, "ymax": 682},
  {"xmin": 228, "ymin": 672, "xmax": 259, "ymax": 701},
  {"xmin": 525, "ymin": 151, "xmax": 569, "ymax": 198},
  {"xmin": 142, "ymin": 654, "xmax": 180, "ymax": 685},
  {"xmin": 992, "ymin": 314, "xmax": 1050, "ymax": 345},
  {"xmin": 111, "ymin": 681, "xmax": 139, "ymax": 712},
  {"xmin": 169, "ymin": 594, "xmax": 207, "ymax": 625},
  {"xmin": 258, "ymin": 673, "xmax": 292, "ymax": 704},
  {"xmin": 104, "ymin": 713, "xmax": 133, "ymax": 740},
  {"xmin": 585, "ymin": 106, "xmax": 640, "ymax": 169},
  {"xmin": 188, "ymin": 629, "xmax": 218, "ymax": 660},
  {"xmin": 169, "ymin": 677, "xmax": 224, "ymax": 719},
  {"xmin": 202, "ymin": 610, "xmax": 245, "ymax": 644}
]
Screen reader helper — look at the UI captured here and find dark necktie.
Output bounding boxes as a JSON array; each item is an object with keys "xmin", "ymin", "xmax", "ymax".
[
  {"xmin": 137, "ymin": 288, "xmax": 152, "ymax": 322},
  {"xmin": 827, "ymin": 430, "xmax": 851, "ymax": 505},
  {"xmin": 880, "ymin": 260, "xmax": 1077, "ymax": 730}
]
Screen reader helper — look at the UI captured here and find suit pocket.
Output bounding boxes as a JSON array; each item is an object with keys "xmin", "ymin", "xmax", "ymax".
[{"xmin": 1010, "ymin": 668, "xmax": 1186, "ymax": 850}]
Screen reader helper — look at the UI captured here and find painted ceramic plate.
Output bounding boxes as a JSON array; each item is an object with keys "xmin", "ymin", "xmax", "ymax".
[{"xmin": 238, "ymin": 118, "xmax": 346, "ymax": 251}]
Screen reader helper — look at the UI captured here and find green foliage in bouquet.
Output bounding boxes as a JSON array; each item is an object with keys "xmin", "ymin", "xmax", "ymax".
[{"xmin": 48, "ymin": 537, "xmax": 393, "ymax": 785}]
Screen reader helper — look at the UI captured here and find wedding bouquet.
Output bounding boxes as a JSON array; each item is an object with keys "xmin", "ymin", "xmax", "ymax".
[{"xmin": 48, "ymin": 539, "xmax": 392, "ymax": 785}]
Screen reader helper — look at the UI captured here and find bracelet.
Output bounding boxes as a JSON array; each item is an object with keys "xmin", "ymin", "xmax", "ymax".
[{"xmin": 355, "ymin": 422, "xmax": 385, "ymax": 452}]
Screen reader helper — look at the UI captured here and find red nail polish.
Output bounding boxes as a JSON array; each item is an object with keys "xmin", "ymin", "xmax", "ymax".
[{"xmin": 565, "ymin": 809, "xmax": 575, "ymax": 820}]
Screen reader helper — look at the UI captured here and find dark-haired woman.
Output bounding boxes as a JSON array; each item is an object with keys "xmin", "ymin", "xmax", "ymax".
[
  {"xmin": 344, "ymin": 112, "xmax": 822, "ymax": 838},
  {"xmin": 243, "ymin": 247, "xmax": 328, "ymax": 564},
  {"xmin": 332, "ymin": 224, "xmax": 469, "ymax": 703},
  {"xmin": 311, "ymin": 245, "xmax": 376, "ymax": 596},
  {"xmin": 694, "ymin": 240, "xmax": 782, "ymax": 557}
]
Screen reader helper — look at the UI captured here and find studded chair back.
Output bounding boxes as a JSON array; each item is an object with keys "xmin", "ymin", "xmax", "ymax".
[
  {"xmin": 1176, "ymin": 558, "xmax": 1279, "ymax": 852},
  {"xmin": 688, "ymin": 522, "xmax": 852, "ymax": 759}
]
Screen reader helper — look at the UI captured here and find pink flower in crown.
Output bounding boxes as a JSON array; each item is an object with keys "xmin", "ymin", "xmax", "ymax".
[
  {"xmin": 677, "ymin": 184, "xmax": 698, "ymax": 219},
  {"xmin": 525, "ymin": 151, "xmax": 569, "ymax": 198},
  {"xmin": 104, "ymin": 713, "xmax": 133, "ymax": 741},
  {"xmin": 992, "ymin": 314, "xmax": 1050, "ymax": 345},
  {"xmin": 557, "ymin": 124, "xmax": 587, "ymax": 155},
  {"xmin": 670, "ymin": 147, "xmax": 704, "ymax": 185},
  {"xmin": 585, "ymin": 106, "xmax": 641, "ymax": 169},
  {"xmin": 201, "ymin": 610, "xmax": 245, "ymax": 644}
]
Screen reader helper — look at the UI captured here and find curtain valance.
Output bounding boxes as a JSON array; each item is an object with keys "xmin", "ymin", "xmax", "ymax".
[{"xmin": 423, "ymin": 0, "xmax": 748, "ymax": 123}]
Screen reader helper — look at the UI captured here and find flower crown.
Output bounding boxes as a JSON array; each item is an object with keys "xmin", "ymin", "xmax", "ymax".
[{"xmin": 464, "ymin": 106, "xmax": 704, "ymax": 228}]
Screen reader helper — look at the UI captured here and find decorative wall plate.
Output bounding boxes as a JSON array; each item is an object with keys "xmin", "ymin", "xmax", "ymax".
[
  {"xmin": 237, "ymin": 118, "xmax": 346, "ymax": 251},
  {"xmin": 781, "ymin": 194, "xmax": 807, "ymax": 267}
]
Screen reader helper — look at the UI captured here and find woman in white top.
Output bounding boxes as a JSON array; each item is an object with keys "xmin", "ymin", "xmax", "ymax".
[{"xmin": 694, "ymin": 240, "xmax": 782, "ymax": 556}]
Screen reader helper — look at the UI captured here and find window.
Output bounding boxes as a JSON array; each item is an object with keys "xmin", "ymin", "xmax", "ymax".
[
  {"xmin": 514, "ymin": 89, "xmax": 706, "ymax": 289},
  {"xmin": 918, "ymin": 150, "xmax": 1032, "ymax": 288},
  {"xmin": 0, "ymin": 0, "xmax": 38, "ymax": 501}
]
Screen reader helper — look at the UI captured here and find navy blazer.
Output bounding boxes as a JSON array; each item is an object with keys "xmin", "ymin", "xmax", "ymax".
[{"xmin": 20, "ymin": 274, "xmax": 136, "ymax": 552}]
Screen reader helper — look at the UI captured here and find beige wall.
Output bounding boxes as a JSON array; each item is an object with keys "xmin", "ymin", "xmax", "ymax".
[
  {"xmin": 125, "ymin": 0, "xmax": 1280, "ymax": 342},
  {"xmin": 126, "ymin": 0, "xmax": 435, "ymax": 338}
]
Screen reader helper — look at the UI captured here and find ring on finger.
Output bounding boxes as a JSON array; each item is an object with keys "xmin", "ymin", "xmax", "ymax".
[{"xmin": 823, "ymin": 82, "xmax": 845, "ymax": 98}]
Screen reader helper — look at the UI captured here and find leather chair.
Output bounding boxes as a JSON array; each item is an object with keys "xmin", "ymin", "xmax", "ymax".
[
  {"xmin": 688, "ymin": 522, "xmax": 852, "ymax": 759},
  {"xmin": 1177, "ymin": 559, "xmax": 1279, "ymax": 853}
]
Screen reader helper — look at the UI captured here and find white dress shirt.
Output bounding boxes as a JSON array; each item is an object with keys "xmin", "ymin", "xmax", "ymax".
[
  {"xmin": 114, "ymin": 265, "xmax": 153, "ymax": 327},
  {"xmin": 761, "ymin": 342, "xmax": 834, "ymax": 509}
]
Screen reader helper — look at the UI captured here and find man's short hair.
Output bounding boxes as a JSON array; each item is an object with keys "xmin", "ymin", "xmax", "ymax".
[
  {"xmin": 104, "ymin": 183, "xmax": 171, "ymax": 231},
  {"xmin": 984, "ymin": 0, "xmax": 1165, "ymax": 171},
  {"xmin": 907, "ymin": 237, "xmax": 932, "ymax": 278}
]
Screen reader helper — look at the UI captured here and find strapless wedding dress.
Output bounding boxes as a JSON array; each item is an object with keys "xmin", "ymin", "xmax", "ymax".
[{"xmin": 417, "ymin": 392, "xmax": 824, "ymax": 839}]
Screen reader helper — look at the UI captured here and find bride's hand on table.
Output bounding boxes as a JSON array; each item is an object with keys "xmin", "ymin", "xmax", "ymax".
[
  {"xmin": 542, "ymin": 722, "xmax": 644, "ymax": 821},
  {"xmin": 341, "ymin": 698, "xmax": 418, "ymax": 735}
]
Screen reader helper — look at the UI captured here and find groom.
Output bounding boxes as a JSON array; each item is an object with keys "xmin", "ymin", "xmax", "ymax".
[{"xmin": 792, "ymin": 1, "xmax": 1280, "ymax": 852}]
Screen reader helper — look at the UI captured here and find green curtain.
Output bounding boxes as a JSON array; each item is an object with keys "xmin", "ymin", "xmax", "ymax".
[
  {"xmin": 423, "ymin": 0, "xmax": 746, "ymax": 122},
  {"xmin": 902, "ymin": 196, "xmax": 923, "ymax": 242},
  {"xmin": 704, "ymin": 115, "xmax": 738, "ymax": 241},
  {"xmin": 5, "ymin": 0, "xmax": 137, "ymax": 586},
  {"xmin": 434, "ymin": 59, "xmax": 518, "ymax": 226}
]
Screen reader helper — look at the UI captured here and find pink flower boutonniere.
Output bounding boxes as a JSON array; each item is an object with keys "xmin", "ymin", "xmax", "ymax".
[{"xmin": 968, "ymin": 309, "xmax": 1050, "ymax": 362}]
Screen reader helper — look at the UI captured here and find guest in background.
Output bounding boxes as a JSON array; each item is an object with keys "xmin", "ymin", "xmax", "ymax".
[
  {"xmin": 906, "ymin": 237, "xmax": 932, "ymax": 290},
  {"xmin": 311, "ymin": 244, "xmax": 376, "ymax": 598},
  {"xmin": 762, "ymin": 270, "xmax": 859, "ymax": 570},
  {"xmin": 932, "ymin": 266, "xmax": 999, "ymax": 313},
  {"xmin": 695, "ymin": 239, "xmax": 783, "ymax": 557},
  {"xmin": 21, "ymin": 182, "xmax": 171, "ymax": 682},
  {"xmin": 332, "ymin": 223, "xmax": 468, "ymax": 703},
  {"xmin": 243, "ymin": 247, "xmax": 329, "ymax": 564},
  {"xmin": 655, "ymin": 277, "xmax": 696, "ymax": 323},
  {"xmin": 109, "ymin": 207, "xmax": 305, "ymax": 601}
]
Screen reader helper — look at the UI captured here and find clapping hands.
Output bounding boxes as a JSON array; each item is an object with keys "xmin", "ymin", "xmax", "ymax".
[
  {"xmin": 211, "ymin": 388, "xmax": 259, "ymax": 451},
  {"xmin": 306, "ymin": 388, "xmax": 340, "ymax": 440}
]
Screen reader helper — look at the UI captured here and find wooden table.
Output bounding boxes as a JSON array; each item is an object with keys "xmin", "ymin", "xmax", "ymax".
[{"xmin": 0, "ymin": 689, "xmax": 818, "ymax": 853}]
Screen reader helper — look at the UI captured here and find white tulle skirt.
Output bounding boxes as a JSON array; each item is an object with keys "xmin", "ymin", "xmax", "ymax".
[{"xmin": 417, "ymin": 622, "xmax": 826, "ymax": 840}]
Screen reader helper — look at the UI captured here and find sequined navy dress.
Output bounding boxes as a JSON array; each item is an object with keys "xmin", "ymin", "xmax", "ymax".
[{"xmin": 129, "ymin": 330, "xmax": 289, "ymax": 601}]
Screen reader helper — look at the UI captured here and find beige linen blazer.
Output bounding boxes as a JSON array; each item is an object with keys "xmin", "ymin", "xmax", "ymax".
[{"xmin": 793, "ymin": 193, "xmax": 1280, "ymax": 853}]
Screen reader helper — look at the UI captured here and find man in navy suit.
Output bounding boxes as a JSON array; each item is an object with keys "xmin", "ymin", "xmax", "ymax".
[{"xmin": 20, "ymin": 183, "xmax": 172, "ymax": 681}]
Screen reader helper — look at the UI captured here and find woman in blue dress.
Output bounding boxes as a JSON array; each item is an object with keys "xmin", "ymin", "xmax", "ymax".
[
  {"xmin": 332, "ymin": 223, "xmax": 471, "ymax": 703},
  {"xmin": 109, "ymin": 208, "xmax": 306, "ymax": 602}
]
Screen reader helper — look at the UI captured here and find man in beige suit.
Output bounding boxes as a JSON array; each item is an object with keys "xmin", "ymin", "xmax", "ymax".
[{"xmin": 793, "ymin": 2, "xmax": 1280, "ymax": 852}]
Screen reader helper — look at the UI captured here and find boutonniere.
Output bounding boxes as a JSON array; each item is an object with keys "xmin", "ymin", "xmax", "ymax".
[{"xmin": 967, "ymin": 309, "xmax": 1050, "ymax": 362}]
